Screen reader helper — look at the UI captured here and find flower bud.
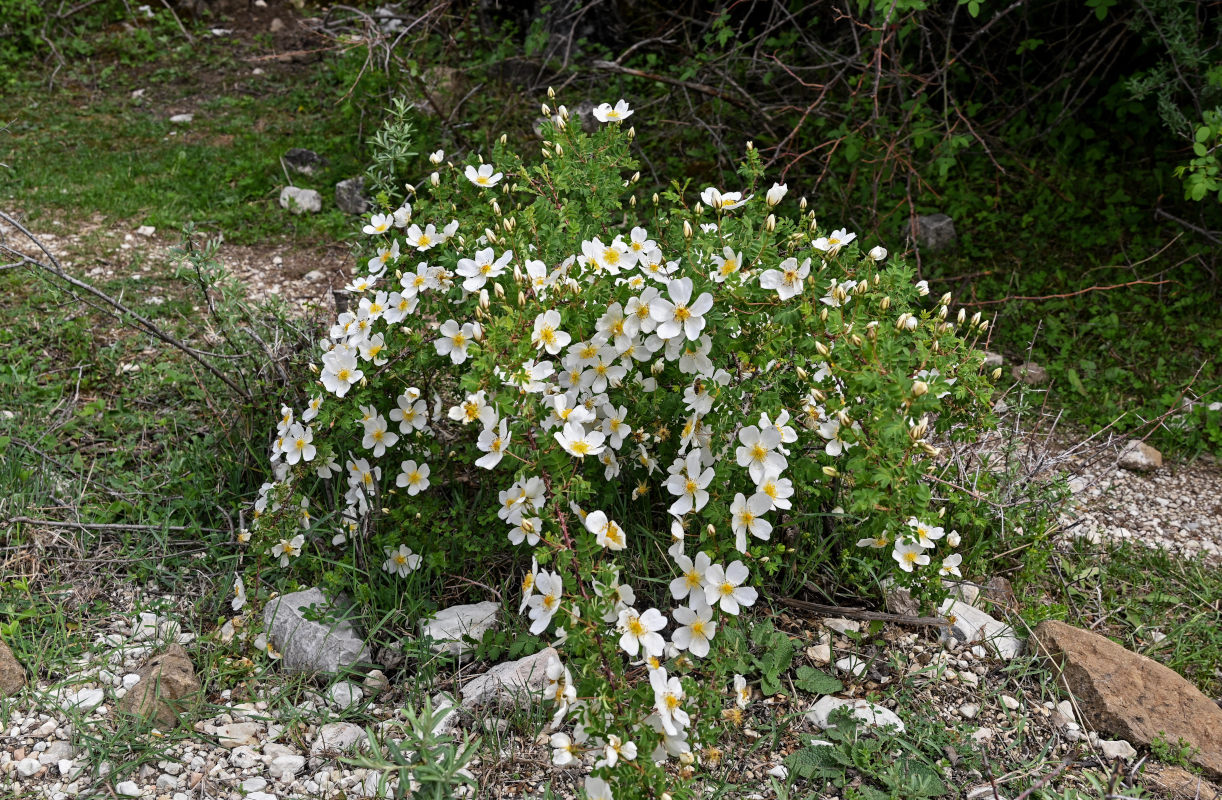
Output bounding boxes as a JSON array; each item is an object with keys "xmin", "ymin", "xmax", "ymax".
[
  {"xmin": 547, "ymin": 85, "xmax": 556, "ymax": 98},
  {"xmin": 868, "ymin": 245, "xmax": 887, "ymax": 261},
  {"xmin": 992, "ymin": 367, "xmax": 1002, "ymax": 380},
  {"xmin": 707, "ymin": 523, "xmax": 716, "ymax": 536},
  {"xmin": 478, "ymin": 289, "xmax": 490, "ymax": 310},
  {"xmin": 694, "ymin": 203, "xmax": 704, "ymax": 216},
  {"xmin": 627, "ymin": 126, "xmax": 636, "ymax": 141},
  {"xmin": 939, "ymin": 291, "xmax": 953, "ymax": 306},
  {"xmin": 819, "ymin": 308, "xmax": 829, "ymax": 322},
  {"xmin": 683, "ymin": 220, "xmax": 693, "ymax": 239},
  {"xmin": 815, "ymin": 341, "xmax": 830, "ymax": 356},
  {"xmin": 518, "ymin": 290, "xmax": 527, "ymax": 306},
  {"xmin": 493, "ymin": 282, "xmax": 505, "ymax": 299},
  {"xmin": 555, "ymin": 143, "xmax": 563, "ymax": 156},
  {"xmin": 880, "ymin": 296, "xmax": 891, "ymax": 311},
  {"xmin": 937, "ymin": 305, "xmax": 948, "ymax": 320},
  {"xmin": 979, "ymin": 320, "xmax": 989, "ymax": 331},
  {"xmin": 765, "ymin": 214, "xmax": 776, "ymax": 231},
  {"xmin": 629, "ymin": 195, "xmax": 636, "ymax": 207},
  {"xmin": 653, "ymin": 193, "xmax": 660, "ymax": 205},
  {"xmin": 513, "ymin": 265, "xmax": 523, "ymax": 283},
  {"xmin": 472, "ymin": 321, "xmax": 485, "ymax": 341},
  {"xmin": 812, "ymin": 389, "xmax": 826, "ymax": 402},
  {"xmin": 430, "ymin": 171, "xmax": 440, "ymax": 186},
  {"xmin": 484, "ymin": 227, "xmax": 498, "ymax": 244},
  {"xmin": 931, "ymin": 339, "xmax": 940, "ymax": 353},
  {"xmin": 492, "ymin": 200, "xmax": 502, "ymax": 217},
  {"xmin": 631, "ymin": 171, "xmax": 640, "ymax": 183},
  {"xmin": 822, "ymin": 465, "xmax": 839, "ymax": 477},
  {"xmin": 970, "ymin": 311, "xmax": 982, "ymax": 326},
  {"xmin": 837, "ymin": 409, "xmax": 852, "ymax": 427},
  {"xmin": 746, "ymin": 140, "xmax": 754, "ymax": 151},
  {"xmin": 499, "ymin": 133, "xmax": 508, "ymax": 145},
  {"xmin": 957, "ymin": 307, "xmax": 966, "ymax": 324},
  {"xmin": 799, "ymin": 196, "xmax": 808, "ymax": 210},
  {"xmin": 652, "ymin": 359, "xmax": 665, "ymax": 375},
  {"xmin": 766, "ymin": 182, "xmax": 787, "ymax": 206},
  {"xmin": 554, "ymin": 115, "xmax": 566, "ymax": 131},
  {"xmin": 796, "ymin": 366, "xmax": 808, "ymax": 380},
  {"xmin": 833, "ymin": 286, "xmax": 848, "ymax": 304},
  {"xmin": 912, "ymin": 380, "xmax": 928, "ymax": 397},
  {"xmin": 850, "ymin": 334, "xmax": 863, "ymax": 347},
  {"xmin": 542, "ymin": 103, "xmax": 551, "ymax": 116}
]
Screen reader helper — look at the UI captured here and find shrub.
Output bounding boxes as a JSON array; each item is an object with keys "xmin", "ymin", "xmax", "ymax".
[{"xmin": 246, "ymin": 97, "xmax": 997, "ymax": 798}]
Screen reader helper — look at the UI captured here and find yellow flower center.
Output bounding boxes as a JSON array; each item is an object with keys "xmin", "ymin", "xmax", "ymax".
[
  {"xmin": 685, "ymin": 571, "xmax": 701, "ymax": 589},
  {"xmin": 628, "ymin": 617, "xmax": 646, "ymax": 637},
  {"xmin": 673, "ymin": 304, "xmax": 691, "ymax": 322},
  {"xmin": 570, "ymin": 440, "xmax": 591, "ymax": 455},
  {"xmin": 691, "ymin": 620, "xmax": 706, "ymax": 637}
]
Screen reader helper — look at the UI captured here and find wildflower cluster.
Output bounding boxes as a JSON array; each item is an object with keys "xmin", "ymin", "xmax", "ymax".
[{"xmin": 248, "ymin": 98, "xmax": 995, "ymax": 798}]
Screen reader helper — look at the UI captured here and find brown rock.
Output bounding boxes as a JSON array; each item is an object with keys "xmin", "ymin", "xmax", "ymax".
[
  {"xmin": 982, "ymin": 576, "xmax": 1019, "ymax": 616},
  {"xmin": 0, "ymin": 638, "xmax": 26, "ymax": 696},
  {"xmin": 1033, "ymin": 620, "xmax": 1222, "ymax": 779},
  {"xmin": 117, "ymin": 644, "xmax": 201, "ymax": 728},
  {"xmin": 1143, "ymin": 764, "xmax": 1220, "ymax": 800},
  {"xmin": 1118, "ymin": 439, "xmax": 1163, "ymax": 472}
]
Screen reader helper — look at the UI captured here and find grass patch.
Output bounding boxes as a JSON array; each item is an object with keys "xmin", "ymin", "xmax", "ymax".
[{"xmin": 1, "ymin": 26, "xmax": 374, "ymax": 245}]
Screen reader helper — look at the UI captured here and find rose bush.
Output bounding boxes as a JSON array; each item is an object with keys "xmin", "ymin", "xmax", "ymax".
[{"xmin": 245, "ymin": 96, "xmax": 997, "ymax": 798}]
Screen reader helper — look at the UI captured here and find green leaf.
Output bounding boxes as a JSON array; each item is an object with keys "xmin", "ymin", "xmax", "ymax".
[
  {"xmin": 1066, "ymin": 368, "xmax": 1086, "ymax": 396},
  {"xmin": 1197, "ymin": 125, "xmax": 1213, "ymax": 144},
  {"xmin": 795, "ymin": 666, "xmax": 844, "ymax": 695}
]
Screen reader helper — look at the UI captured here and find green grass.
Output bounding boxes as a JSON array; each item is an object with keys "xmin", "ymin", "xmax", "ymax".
[{"xmin": 1, "ymin": 28, "xmax": 375, "ymax": 245}]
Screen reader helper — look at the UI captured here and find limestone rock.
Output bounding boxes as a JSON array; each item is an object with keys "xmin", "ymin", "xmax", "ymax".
[
  {"xmin": 1098, "ymin": 739, "xmax": 1137, "ymax": 761},
  {"xmin": 1033, "ymin": 620, "xmax": 1222, "ymax": 779},
  {"xmin": 460, "ymin": 647, "xmax": 558, "ymax": 709},
  {"xmin": 939, "ymin": 598, "xmax": 1024, "ymax": 660},
  {"xmin": 327, "ymin": 681, "xmax": 363, "ymax": 709},
  {"xmin": 335, "ymin": 177, "xmax": 370, "ymax": 215},
  {"xmin": 216, "ymin": 722, "xmax": 262, "ymax": 748},
  {"xmin": 263, "ymin": 587, "xmax": 372, "ymax": 674},
  {"xmin": 420, "ymin": 601, "xmax": 500, "ymax": 656},
  {"xmin": 0, "ymin": 638, "xmax": 26, "ymax": 696},
  {"xmin": 1011, "ymin": 361, "xmax": 1048, "ymax": 385},
  {"xmin": 916, "ymin": 213, "xmax": 956, "ymax": 251},
  {"xmin": 1118, "ymin": 439, "xmax": 1162, "ymax": 472},
  {"xmin": 983, "ymin": 351, "xmax": 1004, "ymax": 369},
  {"xmin": 117, "ymin": 644, "xmax": 201, "ymax": 728},
  {"xmin": 805, "ymin": 696, "xmax": 905, "ymax": 733},
  {"xmin": 310, "ymin": 722, "xmax": 365, "ymax": 765},
  {"xmin": 279, "ymin": 187, "xmax": 322, "ymax": 215},
  {"xmin": 283, "ymin": 148, "xmax": 328, "ymax": 176}
]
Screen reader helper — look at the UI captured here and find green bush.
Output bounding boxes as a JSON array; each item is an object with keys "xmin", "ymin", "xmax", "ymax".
[{"xmin": 243, "ymin": 96, "xmax": 1003, "ymax": 798}]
